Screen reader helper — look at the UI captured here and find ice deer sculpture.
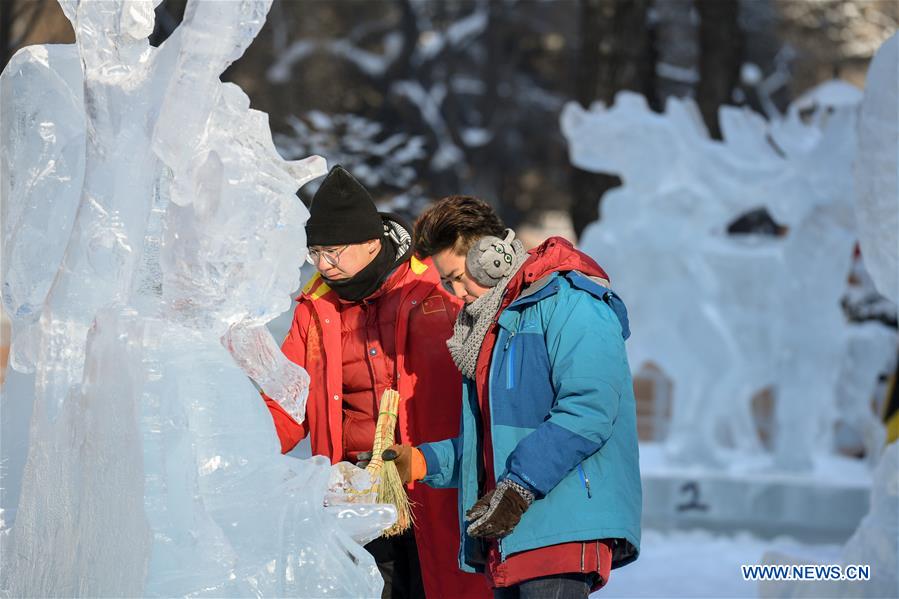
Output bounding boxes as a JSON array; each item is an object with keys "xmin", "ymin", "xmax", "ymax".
[{"xmin": 562, "ymin": 87, "xmax": 893, "ymax": 472}]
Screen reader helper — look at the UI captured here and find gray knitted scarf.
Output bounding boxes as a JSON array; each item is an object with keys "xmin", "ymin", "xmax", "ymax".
[{"xmin": 447, "ymin": 240, "xmax": 528, "ymax": 379}]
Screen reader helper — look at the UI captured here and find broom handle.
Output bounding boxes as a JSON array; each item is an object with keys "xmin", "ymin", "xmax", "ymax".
[{"xmin": 367, "ymin": 390, "xmax": 399, "ymax": 473}]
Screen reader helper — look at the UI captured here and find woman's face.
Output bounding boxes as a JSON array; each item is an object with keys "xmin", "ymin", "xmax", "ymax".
[{"xmin": 432, "ymin": 247, "xmax": 491, "ymax": 304}]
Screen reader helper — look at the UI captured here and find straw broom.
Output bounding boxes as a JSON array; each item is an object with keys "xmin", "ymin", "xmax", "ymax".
[{"xmin": 365, "ymin": 389, "xmax": 413, "ymax": 536}]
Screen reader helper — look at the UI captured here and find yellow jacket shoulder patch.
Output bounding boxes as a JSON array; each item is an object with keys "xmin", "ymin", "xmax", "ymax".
[{"xmin": 410, "ymin": 255, "xmax": 429, "ymax": 275}]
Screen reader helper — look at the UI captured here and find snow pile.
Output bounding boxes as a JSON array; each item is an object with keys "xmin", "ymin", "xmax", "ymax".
[
  {"xmin": 596, "ymin": 528, "xmax": 842, "ymax": 598},
  {"xmin": 1, "ymin": 0, "xmax": 390, "ymax": 596},
  {"xmin": 855, "ymin": 33, "xmax": 898, "ymax": 304},
  {"xmin": 562, "ymin": 84, "xmax": 895, "ymax": 472}
]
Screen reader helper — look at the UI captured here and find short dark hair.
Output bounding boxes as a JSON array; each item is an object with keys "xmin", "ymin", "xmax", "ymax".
[{"xmin": 413, "ymin": 195, "xmax": 506, "ymax": 258}]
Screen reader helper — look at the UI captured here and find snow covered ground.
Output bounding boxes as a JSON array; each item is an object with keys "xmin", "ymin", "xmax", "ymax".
[{"xmin": 596, "ymin": 529, "xmax": 842, "ymax": 598}]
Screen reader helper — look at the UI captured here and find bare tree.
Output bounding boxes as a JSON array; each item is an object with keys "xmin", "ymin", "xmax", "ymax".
[
  {"xmin": 696, "ymin": 0, "xmax": 742, "ymax": 139},
  {"xmin": 570, "ymin": 0, "xmax": 652, "ymax": 239},
  {"xmin": 652, "ymin": 0, "xmax": 699, "ymax": 106}
]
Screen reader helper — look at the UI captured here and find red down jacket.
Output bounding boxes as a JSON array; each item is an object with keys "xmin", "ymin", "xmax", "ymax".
[{"xmin": 265, "ymin": 255, "xmax": 489, "ymax": 599}]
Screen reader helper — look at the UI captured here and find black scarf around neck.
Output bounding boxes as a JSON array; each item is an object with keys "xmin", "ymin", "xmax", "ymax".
[{"xmin": 325, "ymin": 240, "xmax": 398, "ymax": 302}]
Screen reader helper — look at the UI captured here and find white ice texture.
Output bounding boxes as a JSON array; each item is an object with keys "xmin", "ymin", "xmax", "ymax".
[
  {"xmin": 0, "ymin": 0, "xmax": 392, "ymax": 596},
  {"xmin": 758, "ymin": 441, "xmax": 899, "ymax": 598},
  {"xmin": 855, "ymin": 33, "xmax": 899, "ymax": 304},
  {"xmin": 562, "ymin": 82, "xmax": 896, "ymax": 473}
]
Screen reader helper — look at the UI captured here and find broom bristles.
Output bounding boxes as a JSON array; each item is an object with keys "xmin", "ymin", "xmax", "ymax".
[{"xmin": 366, "ymin": 389, "xmax": 413, "ymax": 536}]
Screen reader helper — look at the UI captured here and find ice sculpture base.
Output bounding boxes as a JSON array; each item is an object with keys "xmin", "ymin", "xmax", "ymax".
[{"xmin": 640, "ymin": 443, "xmax": 871, "ymax": 544}]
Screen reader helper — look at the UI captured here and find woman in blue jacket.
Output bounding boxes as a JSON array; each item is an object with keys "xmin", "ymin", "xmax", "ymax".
[{"xmin": 385, "ymin": 196, "xmax": 641, "ymax": 599}]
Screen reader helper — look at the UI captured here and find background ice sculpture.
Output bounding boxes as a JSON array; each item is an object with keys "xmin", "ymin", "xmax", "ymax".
[
  {"xmin": 562, "ymin": 82, "xmax": 896, "ymax": 472},
  {"xmin": 855, "ymin": 33, "xmax": 898, "ymax": 304},
  {"xmin": 1, "ymin": 0, "xmax": 391, "ymax": 596}
]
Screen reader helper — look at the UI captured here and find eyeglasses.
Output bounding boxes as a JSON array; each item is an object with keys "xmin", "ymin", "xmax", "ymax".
[{"xmin": 306, "ymin": 245, "xmax": 349, "ymax": 267}]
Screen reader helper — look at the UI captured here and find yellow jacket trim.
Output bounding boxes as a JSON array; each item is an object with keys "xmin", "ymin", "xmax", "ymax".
[
  {"xmin": 301, "ymin": 272, "xmax": 321, "ymax": 294},
  {"xmin": 302, "ymin": 273, "xmax": 332, "ymax": 301},
  {"xmin": 410, "ymin": 255, "xmax": 428, "ymax": 275}
]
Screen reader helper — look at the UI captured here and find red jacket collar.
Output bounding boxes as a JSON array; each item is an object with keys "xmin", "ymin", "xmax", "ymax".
[
  {"xmin": 471, "ymin": 237, "xmax": 610, "ymax": 447},
  {"xmin": 504, "ymin": 237, "xmax": 608, "ymax": 305},
  {"xmin": 334, "ymin": 262, "xmax": 408, "ymax": 305}
]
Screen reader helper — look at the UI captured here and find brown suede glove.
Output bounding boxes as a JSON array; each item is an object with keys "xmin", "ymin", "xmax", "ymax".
[
  {"xmin": 382, "ymin": 444, "xmax": 427, "ymax": 484},
  {"xmin": 465, "ymin": 479, "xmax": 535, "ymax": 538}
]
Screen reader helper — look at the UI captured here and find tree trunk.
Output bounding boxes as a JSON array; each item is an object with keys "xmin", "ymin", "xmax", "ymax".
[
  {"xmin": 1, "ymin": 0, "xmax": 14, "ymax": 70},
  {"xmin": 653, "ymin": 0, "xmax": 699, "ymax": 105},
  {"xmin": 570, "ymin": 0, "xmax": 652, "ymax": 240},
  {"xmin": 696, "ymin": 0, "xmax": 742, "ymax": 139}
]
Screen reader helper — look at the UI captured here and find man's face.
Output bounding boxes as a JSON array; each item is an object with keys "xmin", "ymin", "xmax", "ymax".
[
  {"xmin": 309, "ymin": 239, "xmax": 381, "ymax": 280},
  {"xmin": 432, "ymin": 247, "xmax": 491, "ymax": 304}
]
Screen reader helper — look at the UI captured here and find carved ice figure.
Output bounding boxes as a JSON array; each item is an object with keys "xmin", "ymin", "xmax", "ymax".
[
  {"xmin": 833, "ymin": 323, "xmax": 896, "ymax": 466},
  {"xmin": 1, "ymin": 0, "xmax": 390, "ymax": 596},
  {"xmin": 562, "ymin": 83, "xmax": 893, "ymax": 471},
  {"xmin": 855, "ymin": 33, "xmax": 898, "ymax": 303}
]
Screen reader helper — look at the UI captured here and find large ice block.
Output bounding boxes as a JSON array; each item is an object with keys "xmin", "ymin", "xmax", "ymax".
[
  {"xmin": 0, "ymin": 45, "xmax": 84, "ymax": 372},
  {"xmin": 855, "ymin": 33, "xmax": 898, "ymax": 304},
  {"xmin": 1, "ymin": 0, "xmax": 391, "ymax": 596}
]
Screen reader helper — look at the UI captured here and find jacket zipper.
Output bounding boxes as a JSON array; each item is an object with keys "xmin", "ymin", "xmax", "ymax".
[
  {"xmin": 503, "ymin": 331, "xmax": 516, "ymax": 389},
  {"xmin": 487, "ymin": 331, "xmax": 502, "ymax": 560},
  {"xmin": 503, "ymin": 331, "xmax": 516, "ymax": 350},
  {"xmin": 580, "ymin": 542, "xmax": 585, "ymax": 572},
  {"xmin": 499, "ymin": 328, "xmax": 519, "ymax": 559},
  {"xmin": 577, "ymin": 464, "xmax": 592, "ymax": 499},
  {"xmin": 505, "ymin": 340, "xmax": 515, "ymax": 389}
]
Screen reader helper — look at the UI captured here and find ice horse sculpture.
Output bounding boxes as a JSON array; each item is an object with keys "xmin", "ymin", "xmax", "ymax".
[
  {"xmin": 562, "ymin": 83, "xmax": 894, "ymax": 472},
  {"xmin": 1, "ymin": 0, "xmax": 390, "ymax": 596}
]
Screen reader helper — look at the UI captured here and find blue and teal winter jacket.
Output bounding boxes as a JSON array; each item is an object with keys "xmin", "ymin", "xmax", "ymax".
[{"xmin": 419, "ymin": 240, "xmax": 641, "ymax": 573}]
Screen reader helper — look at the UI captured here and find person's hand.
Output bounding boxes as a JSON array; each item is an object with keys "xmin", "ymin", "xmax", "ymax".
[
  {"xmin": 381, "ymin": 444, "xmax": 426, "ymax": 484},
  {"xmin": 355, "ymin": 451, "xmax": 373, "ymax": 469},
  {"xmin": 465, "ymin": 479, "xmax": 534, "ymax": 538}
]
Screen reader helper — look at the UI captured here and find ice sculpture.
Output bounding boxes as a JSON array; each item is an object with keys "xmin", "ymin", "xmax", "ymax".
[
  {"xmin": 855, "ymin": 33, "xmax": 898, "ymax": 304},
  {"xmin": 834, "ymin": 323, "xmax": 897, "ymax": 466},
  {"xmin": 562, "ymin": 84, "xmax": 895, "ymax": 471},
  {"xmin": 1, "ymin": 0, "xmax": 392, "ymax": 596},
  {"xmin": 758, "ymin": 441, "xmax": 899, "ymax": 598}
]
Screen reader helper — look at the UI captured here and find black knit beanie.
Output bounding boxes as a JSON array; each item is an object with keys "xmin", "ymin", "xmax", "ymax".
[{"xmin": 306, "ymin": 165, "xmax": 385, "ymax": 246}]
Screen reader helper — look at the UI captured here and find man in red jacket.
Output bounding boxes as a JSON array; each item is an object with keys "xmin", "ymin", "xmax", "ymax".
[{"xmin": 264, "ymin": 166, "xmax": 489, "ymax": 599}]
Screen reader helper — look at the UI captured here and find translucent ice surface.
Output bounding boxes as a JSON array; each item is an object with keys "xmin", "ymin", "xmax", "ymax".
[
  {"xmin": 0, "ymin": 44, "xmax": 84, "ymax": 373},
  {"xmin": 855, "ymin": 33, "xmax": 898, "ymax": 304},
  {"xmin": 562, "ymin": 84, "xmax": 896, "ymax": 472},
  {"xmin": 759, "ymin": 442, "xmax": 898, "ymax": 598},
  {"xmin": 1, "ymin": 0, "xmax": 391, "ymax": 596}
]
